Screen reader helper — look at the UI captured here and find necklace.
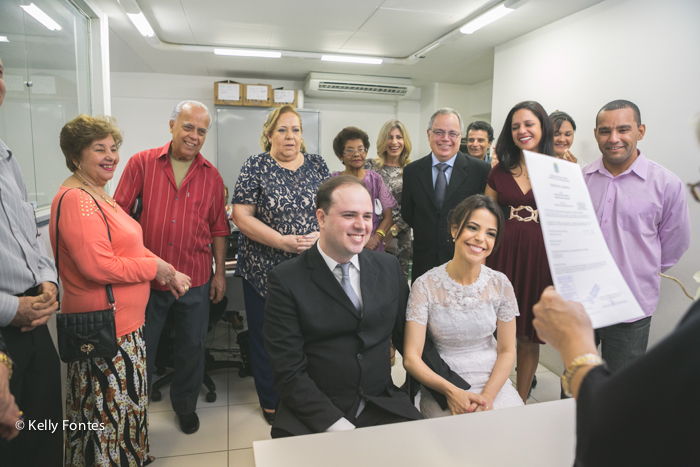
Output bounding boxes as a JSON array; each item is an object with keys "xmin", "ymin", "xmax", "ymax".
[{"xmin": 73, "ymin": 172, "xmax": 118, "ymax": 213}]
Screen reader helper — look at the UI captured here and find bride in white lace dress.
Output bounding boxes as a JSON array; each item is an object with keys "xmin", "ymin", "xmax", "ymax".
[{"xmin": 403, "ymin": 195, "xmax": 523, "ymax": 417}]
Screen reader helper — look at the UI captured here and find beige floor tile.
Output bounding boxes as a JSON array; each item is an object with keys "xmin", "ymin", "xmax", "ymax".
[
  {"xmin": 229, "ymin": 448, "xmax": 255, "ymax": 467},
  {"xmin": 152, "ymin": 451, "xmax": 228, "ymax": 467},
  {"xmin": 529, "ymin": 370, "xmax": 562, "ymax": 403},
  {"xmin": 149, "ymin": 368, "xmax": 230, "ymax": 413},
  {"xmin": 229, "ymin": 372, "xmax": 259, "ymax": 406},
  {"xmin": 229, "ymin": 403, "xmax": 272, "ymax": 450},
  {"xmin": 149, "ymin": 406, "xmax": 229, "ymax": 457}
]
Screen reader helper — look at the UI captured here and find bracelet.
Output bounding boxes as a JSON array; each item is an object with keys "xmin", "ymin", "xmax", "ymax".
[
  {"xmin": 375, "ymin": 229, "xmax": 386, "ymax": 238},
  {"xmin": 561, "ymin": 353, "xmax": 602, "ymax": 397},
  {"xmin": 0, "ymin": 352, "xmax": 13, "ymax": 380}
]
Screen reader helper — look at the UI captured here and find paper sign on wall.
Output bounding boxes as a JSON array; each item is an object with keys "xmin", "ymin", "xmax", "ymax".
[
  {"xmin": 246, "ymin": 85, "xmax": 268, "ymax": 101},
  {"xmin": 218, "ymin": 83, "xmax": 240, "ymax": 101},
  {"xmin": 273, "ymin": 90, "xmax": 295, "ymax": 103}
]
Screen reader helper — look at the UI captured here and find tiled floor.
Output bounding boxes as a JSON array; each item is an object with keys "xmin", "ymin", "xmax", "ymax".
[{"xmin": 148, "ymin": 322, "xmax": 564, "ymax": 466}]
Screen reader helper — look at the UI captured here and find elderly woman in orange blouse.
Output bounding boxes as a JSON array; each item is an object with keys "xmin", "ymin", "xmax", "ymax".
[{"xmin": 50, "ymin": 115, "xmax": 190, "ymax": 466}]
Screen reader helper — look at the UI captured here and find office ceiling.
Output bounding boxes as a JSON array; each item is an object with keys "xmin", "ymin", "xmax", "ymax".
[{"xmin": 89, "ymin": 0, "xmax": 601, "ymax": 84}]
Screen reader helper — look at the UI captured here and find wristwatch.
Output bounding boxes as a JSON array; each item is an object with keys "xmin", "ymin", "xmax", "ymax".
[
  {"xmin": 561, "ymin": 353, "xmax": 602, "ymax": 397},
  {"xmin": 0, "ymin": 352, "xmax": 13, "ymax": 379}
]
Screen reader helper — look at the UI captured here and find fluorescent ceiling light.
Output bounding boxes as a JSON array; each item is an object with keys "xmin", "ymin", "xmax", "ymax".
[
  {"xmin": 460, "ymin": 4, "xmax": 513, "ymax": 34},
  {"xmin": 214, "ymin": 48, "xmax": 281, "ymax": 59},
  {"xmin": 321, "ymin": 55, "xmax": 382, "ymax": 65},
  {"xmin": 0, "ymin": 36, "xmax": 9, "ymax": 42},
  {"xmin": 127, "ymin": 12, "xmax": 155, "ymax": 37},
  {"xmin": 20, "ymin": 4, "xmax": 62, "ymax": 31}
]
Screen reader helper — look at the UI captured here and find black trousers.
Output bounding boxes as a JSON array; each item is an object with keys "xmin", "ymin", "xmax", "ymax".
[
  {"xmin": 144, "ymin": 280, "xmax": 211, "ymax": 415},
  {"xmin": 0, "ymin": 324, "xmax": 63, "ymax": 466},
  {"xmin": 271, "ymin": 401, "xmax": 416, "ymax": 438}
]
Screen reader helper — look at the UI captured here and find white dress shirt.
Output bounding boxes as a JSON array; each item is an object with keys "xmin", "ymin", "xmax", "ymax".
[
  {"xmin": 430, "ymin": 152, "xmax": 457, "ymax": 187},
  {"xmin": 316, "ymin": 244, "xmax": 363, "ymax": 432}
]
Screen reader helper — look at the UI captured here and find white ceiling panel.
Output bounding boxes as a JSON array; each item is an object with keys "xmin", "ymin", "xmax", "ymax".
[
  {"xmin": 109, "ymin": 28, "xmax": 156, "ymax": 74},
  {"xmin": 379, "ymin": 0, "xmax": 484, "ymax": 15},
  {"xmin": 268, "ymin": 28, "xmax": 354, "ymax": 53},
  {"xmin": 93, "ymin": 0, "xmax": 605, "ymax": 85},
  {"xmin": 177, "ymin": 0, "xmax": 381, "ymax": 43},
  {"xmin": 139, "ymin": 0, "xmax": 196, "ymax": 44}
]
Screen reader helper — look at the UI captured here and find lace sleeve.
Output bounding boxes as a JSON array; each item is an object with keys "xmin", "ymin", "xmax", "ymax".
[
  {"xmin": 406, "ymin": 276, "xmax": 430, "ymax": 325},
  {"xmin": 495, "ymin": 272, "xmax": 519, "ymax": 322}
]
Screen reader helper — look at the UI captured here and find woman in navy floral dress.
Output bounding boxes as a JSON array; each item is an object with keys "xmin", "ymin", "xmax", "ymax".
[{"xmin": 232, "ymin": 106, "xmax": 330, "ymax": 424}]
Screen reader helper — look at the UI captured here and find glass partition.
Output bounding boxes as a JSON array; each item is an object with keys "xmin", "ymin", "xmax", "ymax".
[{"xmin": 0, "ymin": 0, "xmax": 91, "ymax": 208}]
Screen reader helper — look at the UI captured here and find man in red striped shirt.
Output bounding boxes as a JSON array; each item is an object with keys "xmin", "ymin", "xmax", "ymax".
[{"xmin": 114, "ymin": 101, "xmax": 230, "ymax": 434}]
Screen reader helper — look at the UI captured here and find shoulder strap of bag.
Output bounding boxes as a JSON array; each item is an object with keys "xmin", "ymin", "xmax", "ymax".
[{"xmin": 54, "ymin": 188, "xmax": 115, "ymax": 312}]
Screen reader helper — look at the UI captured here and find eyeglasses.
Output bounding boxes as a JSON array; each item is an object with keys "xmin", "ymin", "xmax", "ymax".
[
  {"xmin": 181, "ymin": 123, "xmax": 207, "ymax": 137},
  {"xmin": 689, "ymin": 180, "xmax": 700, "ymax": 203},
  {"xmin": 430, "ymin": 129, "xmax": 461, "ymax": 139},
  {"xmin": 343, "ymin": 147, "xmax": 367, "ymax": 156}
]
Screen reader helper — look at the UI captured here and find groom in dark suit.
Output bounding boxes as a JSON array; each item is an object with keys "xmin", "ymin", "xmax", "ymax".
[
  {"xmin": 402, "ymin": 108, "xmax": 491, "ymax": 283},
  {"xmin": 264, "ymin": 176, "xmax": 469, "ymax": 437}
]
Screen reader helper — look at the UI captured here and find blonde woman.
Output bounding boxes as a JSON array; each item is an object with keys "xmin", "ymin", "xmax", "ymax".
[
  {"xmin": 232, "ymin": 106, "xmax": 330, "ymax": 424},
  {"xmin": 364, "ymin": 120, "xmax": 413, "ymax": 277}
]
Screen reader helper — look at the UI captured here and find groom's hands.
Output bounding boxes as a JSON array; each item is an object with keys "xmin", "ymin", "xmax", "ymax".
[{"xmin": 446, "ymin": 387, "xmax": 486, "ymax": 414}]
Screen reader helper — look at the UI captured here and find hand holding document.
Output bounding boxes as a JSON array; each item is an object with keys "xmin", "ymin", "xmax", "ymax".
[{"xmin": 523, "ymin": 150, "xmax": 643, "ymax": 328}]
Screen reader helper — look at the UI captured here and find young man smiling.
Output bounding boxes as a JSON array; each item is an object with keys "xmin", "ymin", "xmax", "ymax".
[
  {"xmin": 583, "ymin": 99, "xmax": 690, "ymax": 373},
  {"xmin": 263, "ymin": 176, "xmax": 468, "ymax": 437}
]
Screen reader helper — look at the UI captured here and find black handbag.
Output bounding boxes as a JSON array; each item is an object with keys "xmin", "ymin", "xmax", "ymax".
[{"xmin": 54, "ymin": 188, "xmax": 118, "ymax": 363}]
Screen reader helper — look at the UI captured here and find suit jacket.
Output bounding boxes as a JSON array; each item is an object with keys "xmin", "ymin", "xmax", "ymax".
[
  {"xmin": 263, "ymin": 244, "xmax": 468, "ymax": 436},
  {"xmin": 402, "ymin": 151, "xmax": 491, "ymax": 282}
]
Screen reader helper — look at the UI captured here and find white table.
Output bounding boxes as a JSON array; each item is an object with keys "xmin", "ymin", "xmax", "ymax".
[{"xmin": 253, "ymin": 399, "xmax": 576, "ymax": 467}]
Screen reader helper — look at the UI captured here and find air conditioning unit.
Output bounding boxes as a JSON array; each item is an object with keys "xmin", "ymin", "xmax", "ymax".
[{"xmin": 304, "ymin": 73, "xmax": 415, "ymax": 101}]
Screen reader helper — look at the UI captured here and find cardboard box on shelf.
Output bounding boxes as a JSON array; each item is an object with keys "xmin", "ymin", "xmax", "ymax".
[
  {"xmin": 214, "ymin": 81, "xmax": 243, "ymax": 106},
  {"xmin": 271, "ymin": 89, "xmax": 297, "ymax": 108},
  {"xmin": 243, "ymin": 84, "xmax": 272, "ymax": 107}
]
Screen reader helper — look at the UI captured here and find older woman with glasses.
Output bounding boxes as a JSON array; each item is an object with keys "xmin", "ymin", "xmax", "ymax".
[{"xmin": 331, "ymin": 126, "xmax": 396, "ymax": 252}]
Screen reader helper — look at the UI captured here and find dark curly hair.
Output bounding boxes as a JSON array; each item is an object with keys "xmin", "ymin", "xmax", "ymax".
[
  {"xmin": 495, "ymin": 101, "xmax": 554, "ymax": 174},
  {"xmin": 332, "ymin": 126, "xmax": 370, "ymax": 162},
  {"xmin": 59, "ymin": 115, "xmax": 123, "ymax": 172}
]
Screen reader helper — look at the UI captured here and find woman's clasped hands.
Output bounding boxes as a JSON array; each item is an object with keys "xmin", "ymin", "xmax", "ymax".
[
  {"xmin": 446, "ymin": 386, "xmax": 489, "ymax": 415},
  {"xmin": 280, "ymin": 232, "xmax": 319, "ymax": 254}
]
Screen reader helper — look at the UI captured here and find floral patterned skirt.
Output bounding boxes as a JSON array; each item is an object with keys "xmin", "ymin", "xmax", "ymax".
[{"xmin": 65, "ymin": 326, "xmax": 149, "ymax": 467}]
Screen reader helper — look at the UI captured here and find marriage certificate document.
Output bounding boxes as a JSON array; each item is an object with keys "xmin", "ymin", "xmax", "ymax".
[{"xmin": 523, "ymin": 150, "xmax": 644, "ymax": 328}]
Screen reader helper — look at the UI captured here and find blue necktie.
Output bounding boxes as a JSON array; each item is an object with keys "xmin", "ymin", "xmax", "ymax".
[{"xmin": 435, "ymin": 163, "xmax": 448, "ymax": 208}]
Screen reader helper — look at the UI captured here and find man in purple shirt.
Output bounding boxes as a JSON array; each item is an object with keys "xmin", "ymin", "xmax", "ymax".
[{"xmin": 583, "ymin": 100, "xmax": 691, "ymax": 372}]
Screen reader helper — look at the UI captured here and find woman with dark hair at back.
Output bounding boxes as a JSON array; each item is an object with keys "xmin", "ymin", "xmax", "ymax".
[
  {"xmin": 549, "ymin": 110, "xmax": 578, "ymax": 163},
  {"xmin": 485, "ymin": 101, "xmax": 555, "ymax": 403}
]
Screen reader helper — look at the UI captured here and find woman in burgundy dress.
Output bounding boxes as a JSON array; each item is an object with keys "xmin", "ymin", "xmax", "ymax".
[{"xmin": 485, "ymin": 101, "xmax": 555, "ymax": 402}]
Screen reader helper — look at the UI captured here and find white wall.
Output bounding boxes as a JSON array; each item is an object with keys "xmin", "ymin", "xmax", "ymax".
[
  {"xmin": 491, "ymin": 0, "xmax": 700, "ymax": 365},
  {"xmin": 418, "ymin": 80, "xmax": 494, "ymax": 156},
  {"xmin": 109, "ymin": 72, "xmax": 427, "ymax": 184},
  {"xmin": 110, "ymin": 71, "xmax": 497, "ymax": 186}
]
